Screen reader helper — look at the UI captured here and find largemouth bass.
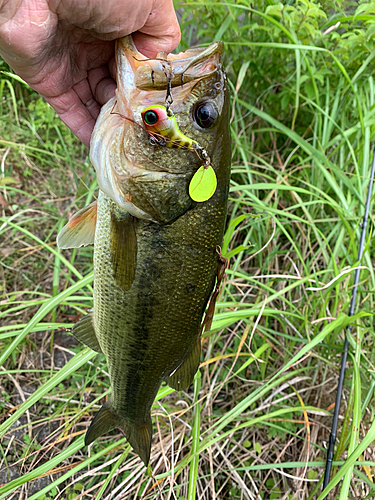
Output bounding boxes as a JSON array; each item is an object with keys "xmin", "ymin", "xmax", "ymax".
[{"xmin": 57, "ymin": 36, "xmax": 231, "ymax": 465}]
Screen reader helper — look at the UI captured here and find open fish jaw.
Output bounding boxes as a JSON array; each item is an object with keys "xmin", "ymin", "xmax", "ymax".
[
  {"xmin": 90, "ymin": 37, "xmax": 226, "ymax": 223},
  {"xmin": 117, "ymin": 37, "xmax": 224, "ymax": 90}
]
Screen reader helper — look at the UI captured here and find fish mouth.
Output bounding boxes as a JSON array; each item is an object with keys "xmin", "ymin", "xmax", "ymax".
[
  {"xmin": 90, "ymin": 36, "xmax": 225, "ymax": 223},
  {"xmin": 116, "ymin": 36, "xmax": 223, "ymax": 92}
]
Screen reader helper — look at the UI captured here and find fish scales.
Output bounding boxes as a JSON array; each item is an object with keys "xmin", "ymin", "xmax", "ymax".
[{"xmin": 57, "ymin": 35, "xmax": 231, "ymax": 465}]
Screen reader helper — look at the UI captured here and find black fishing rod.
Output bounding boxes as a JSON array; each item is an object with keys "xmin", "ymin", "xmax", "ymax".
[{"xmin": 322, "ymin": 147, "xmax": 375, "ymax": 496}]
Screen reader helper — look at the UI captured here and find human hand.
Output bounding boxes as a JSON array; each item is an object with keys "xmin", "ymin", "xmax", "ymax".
[{"xmin": 0, "ymin": 0, "xmax": 180, "ymax": 146}]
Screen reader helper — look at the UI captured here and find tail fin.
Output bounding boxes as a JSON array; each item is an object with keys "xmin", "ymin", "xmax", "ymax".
[
  {"xmin": 124, "ymin": 418, "xmax": 152, "ymax": 466},
  {"xmin": 85, "ymin": 401, "xmax": 152, "ymax": 466},
  {"xmin": 85, "ymin": 401, "xmax": 119, "ymax": 446}
]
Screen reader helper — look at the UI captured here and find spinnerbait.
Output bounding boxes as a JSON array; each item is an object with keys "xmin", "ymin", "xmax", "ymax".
[{"xmin": 141, "ymin": 105, "xmax": 217, "ymax": 202}]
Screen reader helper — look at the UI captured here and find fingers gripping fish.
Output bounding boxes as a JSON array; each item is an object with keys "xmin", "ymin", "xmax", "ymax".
[{"xmin": 57, "ymin": 36, "xmax": 231, "ymax": 466}]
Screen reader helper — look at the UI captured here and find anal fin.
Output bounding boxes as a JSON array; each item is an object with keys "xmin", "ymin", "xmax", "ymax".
[
  {"xmin": 71, "ymin": 310, "xmax": 102, "ymax": 353},
  {"xmin": 166, "ymin": 339, "xmax": 201, "ymax": 391},
  {"xmin": 57, "ymin": 201, "xmax": 97, "ymax": 249}
]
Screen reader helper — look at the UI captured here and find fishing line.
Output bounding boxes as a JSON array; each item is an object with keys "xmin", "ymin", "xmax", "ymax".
[{"xmin": 322, "ymin": 147, "xmax": 375, "ymax": 496}]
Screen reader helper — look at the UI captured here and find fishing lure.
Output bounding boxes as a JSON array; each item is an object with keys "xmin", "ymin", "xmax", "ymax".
[
  {"xmin": 142, "ymin": 105, "xmax": 196, "ymax": 150},
  {"xmin": 141, "ymin": 105, "xmax": 217, "ymax": 202}
]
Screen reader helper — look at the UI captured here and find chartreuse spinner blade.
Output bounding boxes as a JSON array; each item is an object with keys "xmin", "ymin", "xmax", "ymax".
[
  {"xmin": 141, "ymin": 105, "xmax": 217, "ymax": 203},
  {"xmin": 189, "ymin": 163, "xmax": 217, "ymax": 202}
]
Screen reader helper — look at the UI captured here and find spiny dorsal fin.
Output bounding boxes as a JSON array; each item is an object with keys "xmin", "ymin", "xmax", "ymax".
[
  {"xmin": 166, "ymin": 339, "xmax": 201, "ymax": 391},
  {"xmin": 57, "ymin": 201, "xmax": 97, "ymax": 249},
  {"xmin": 71, "ymin": 310, "xmax": 102, "ymax": 353},
  {"xmin": 110, "ymin": 212, "xmax": 137, "ymax": 291}
]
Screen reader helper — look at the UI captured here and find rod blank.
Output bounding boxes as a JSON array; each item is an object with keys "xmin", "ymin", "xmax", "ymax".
[{"xmin": 322, "ymin": 147, "xmax": 375, "ymax": 495}]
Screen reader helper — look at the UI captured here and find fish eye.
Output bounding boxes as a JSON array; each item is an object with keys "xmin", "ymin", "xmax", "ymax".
[
  {"xmin": 143, "ymin": 110, "xmax": 159, "ymax": 126},
  {"xmin": 193, "ymin": 102, "xmax": 218, "ymax": 129}
]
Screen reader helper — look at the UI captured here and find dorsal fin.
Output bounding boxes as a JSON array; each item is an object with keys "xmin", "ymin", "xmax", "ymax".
[{"xmin": 57, "ymin": 201, "xmax": 97, "ymax": 249}]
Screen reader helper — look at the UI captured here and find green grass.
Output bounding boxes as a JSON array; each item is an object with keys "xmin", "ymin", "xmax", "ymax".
[{"xmin": 2, "ymin": 1, "xmax": 375, "ymax": 498}]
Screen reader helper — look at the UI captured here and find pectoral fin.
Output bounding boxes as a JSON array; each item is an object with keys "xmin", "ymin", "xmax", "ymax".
[
  {"xmin": 110, "ymin": 212, "xmax": 137, "ymax": 291},
  {"xmin": 85, "ymin": 401, "xmax": 152, "ymax": 466},
  {"xmin": 57, "ymin": 201, "xmax": 97, "ymax": 249},
  {"xmin": 71, "ymin": 310, "xmax": 102, "ymax": 353},
  {"xmin": 166, "ymin": 339, "xmax": 201, "ymax": 391}
]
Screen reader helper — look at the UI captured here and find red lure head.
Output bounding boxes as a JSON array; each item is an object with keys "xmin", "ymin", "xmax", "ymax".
[{"xmin": 141, "ymin": 105, "xmax": 171, "ymax": 134}]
